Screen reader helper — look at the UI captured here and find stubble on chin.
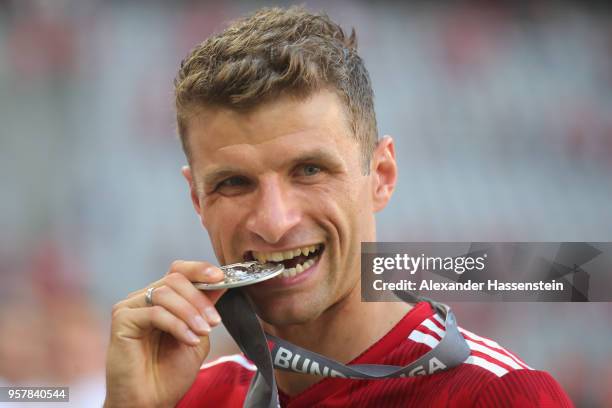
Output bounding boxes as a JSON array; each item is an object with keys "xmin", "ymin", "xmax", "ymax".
[{"xmin": 249, "ymin": 293, "xmax": 324, "ymax": 327}]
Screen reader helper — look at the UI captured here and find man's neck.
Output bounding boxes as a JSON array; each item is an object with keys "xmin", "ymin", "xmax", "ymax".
[{"xmin": 262, "ymin": 284, "xmax": 412, "ymax": 396}]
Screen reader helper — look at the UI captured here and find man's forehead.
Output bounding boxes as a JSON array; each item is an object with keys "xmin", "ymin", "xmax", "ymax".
[{"xmin": 186, "ymin": 90, "xmax": 352, "ymax": 156}]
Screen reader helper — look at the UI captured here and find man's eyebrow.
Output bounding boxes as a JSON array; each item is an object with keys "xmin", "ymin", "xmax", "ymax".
[{"xmin": 285, "ymin": 149, "xmax": 343, "ymax": 168}]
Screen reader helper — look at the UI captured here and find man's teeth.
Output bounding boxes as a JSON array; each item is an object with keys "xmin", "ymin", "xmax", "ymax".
[
  {"xmin": 251, "ymin": 244, "xmax": 321, "ymax": 278},
  {"xmin": 252, "ymin": 244, "xmax": 320, "ymax": 263},
  {"xmin": 279, "ymin": 258, "xmax": 317, "ymax": 278}
]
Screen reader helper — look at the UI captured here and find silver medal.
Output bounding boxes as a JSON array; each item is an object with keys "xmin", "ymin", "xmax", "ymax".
[{"xmin": 194, "ymin": 261, "xmax": 284, "ymax": 290}]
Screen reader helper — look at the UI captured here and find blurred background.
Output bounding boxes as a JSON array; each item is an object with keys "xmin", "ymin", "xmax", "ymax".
[{"xmin": 1, "ymin": 0, "xmax": 611, "ymax": 406}]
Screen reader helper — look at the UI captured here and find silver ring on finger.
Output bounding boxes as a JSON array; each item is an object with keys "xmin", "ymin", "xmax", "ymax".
[{"xmin": 145, "ymin": 287, "xmax": 156, "ymax": 307}]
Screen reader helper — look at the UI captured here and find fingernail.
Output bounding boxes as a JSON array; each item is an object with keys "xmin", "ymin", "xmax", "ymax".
[
  {"xmin": 203, "ymin": 267, "xmax": 220, "ymax": 278},
  {"xmin": 205, "ymin": 307, "xmax": 221, "ymax": 325},
  {"xmin": 193, "ymin": 315, "xmax": 211, "ymax": 333},
  {"xmin": 186, "ymin": 329, "xmax": 200, "ymax": 344}
]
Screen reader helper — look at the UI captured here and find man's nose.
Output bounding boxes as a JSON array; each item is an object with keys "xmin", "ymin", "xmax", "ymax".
[{"xmin": 245, "ymin": 177, "xmax": 301, "ymax": 244}]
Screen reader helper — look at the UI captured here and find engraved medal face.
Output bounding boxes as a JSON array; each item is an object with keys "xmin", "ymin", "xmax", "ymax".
[{"xmin": 194, "ymin": 261, "xmax": 284, "ymax": 290}]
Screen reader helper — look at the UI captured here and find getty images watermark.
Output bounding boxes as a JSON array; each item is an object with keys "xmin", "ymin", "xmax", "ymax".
[{"xmin": 361, "ymin": 243, "xmax": 612, "ymax": 302}]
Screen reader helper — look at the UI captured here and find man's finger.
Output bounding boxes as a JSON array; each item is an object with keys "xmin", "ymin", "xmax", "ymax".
[
  {"xmin": 126, "ymin": 260, "xmax": 225, "ymax": 300},
  {"xmin": 119, "ymin": 277, "xmax": 226, "ymax": 312},
  {"xmin": 163, "ymin": 272, "xmax": 223, "ymax": 326},
  {"xmin": 146, "ymin": 284, "xmax": 212, "ymax": 335},
  {"xmin": 166, "ymin": 260, "xmax": 225, "ymax": 283},
  {"xmin": 113, "ymin": 305, "xmax": 202, "ymax": 346}
]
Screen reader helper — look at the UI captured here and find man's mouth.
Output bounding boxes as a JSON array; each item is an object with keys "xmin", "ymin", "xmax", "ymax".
[{"xmin": 245, "ymin": 244, "xmax": 324, "ymax": 278}]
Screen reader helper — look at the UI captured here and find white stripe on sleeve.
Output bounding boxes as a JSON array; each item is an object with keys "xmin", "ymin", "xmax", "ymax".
[
  {"xmin": 463, "ymin": 355, "xmax": 509, "ymax": 377},
  {"xmin": 408, "ymin": 330, "xmax": 440, "ymax": 349},
  {"xmin": 421, "ymin": 318, "xmax": 446, "ymax": 338},
  {"xmin": 201, "ymin": 354, "xmax": 257, "ymax": 371}
]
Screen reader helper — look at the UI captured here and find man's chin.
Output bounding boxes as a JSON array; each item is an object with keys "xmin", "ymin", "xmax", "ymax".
[{"xmin": 249, "ymin": 296, "xmax": 321, "ymax": 327}]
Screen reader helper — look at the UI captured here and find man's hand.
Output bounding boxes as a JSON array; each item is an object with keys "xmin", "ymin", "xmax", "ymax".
[{"xmin": 104, "ymin": 261, "xmax": 226, "ymax": 408}]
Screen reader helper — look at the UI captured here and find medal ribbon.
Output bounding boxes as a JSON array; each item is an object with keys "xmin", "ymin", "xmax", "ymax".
[{"xmin": 216, "ymin": 289, "xmax": 470, "ymax": 408}]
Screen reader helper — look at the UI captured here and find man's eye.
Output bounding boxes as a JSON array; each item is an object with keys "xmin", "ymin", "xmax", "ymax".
[
  {"xmin": 300, "ymin": 165, "xmax": 321, "ymax": 177},
  {"xmin": 217, "ymin": 176, "xmax": 249, "ymax": 189}
]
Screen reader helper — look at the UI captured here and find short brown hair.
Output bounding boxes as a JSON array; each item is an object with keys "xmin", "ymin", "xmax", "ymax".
[{"xmin": 174, "ymin": 6, "xmax": 378, "ymax": 171}]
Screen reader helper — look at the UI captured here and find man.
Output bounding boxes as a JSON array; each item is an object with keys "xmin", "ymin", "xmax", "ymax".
[{"xmin": 104, "ymin": 7, "xmax": 573, "ymax": 407}]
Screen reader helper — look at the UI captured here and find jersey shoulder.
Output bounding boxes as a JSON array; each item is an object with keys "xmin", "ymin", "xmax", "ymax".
[
  {"xmin": 176, "ymin": 354, "xmax": 256, "ymax": 408},
  {"xmin": 411, "ymin": 312, "xmax": 532, "ymax": 377},
  {"xmin": 406, "ymin": 312, "xmax": 574, "ymax": 406},
  {"xmin": 475, "ymin": 368, "xmax": 575, "ymax": 407}
]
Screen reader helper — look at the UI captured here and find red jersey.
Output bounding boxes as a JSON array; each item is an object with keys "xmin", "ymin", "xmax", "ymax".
[{"xmin": 177, "ymin": 302, "xmax": 573, "ymax": 407}]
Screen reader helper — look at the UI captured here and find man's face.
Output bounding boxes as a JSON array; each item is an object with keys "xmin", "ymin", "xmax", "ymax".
[{"xmin": 184, "ymin": 90, "xmax": 394, "ymax": 326}]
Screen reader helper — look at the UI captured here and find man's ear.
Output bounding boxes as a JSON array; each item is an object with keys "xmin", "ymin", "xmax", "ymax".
[
  {"xmin": 182, "ymin": 165, "xmax": 202, "ymax": 216},
  {"xmin": 370, "ymin": 136, "xmax": 397, "ymax": 212}
]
